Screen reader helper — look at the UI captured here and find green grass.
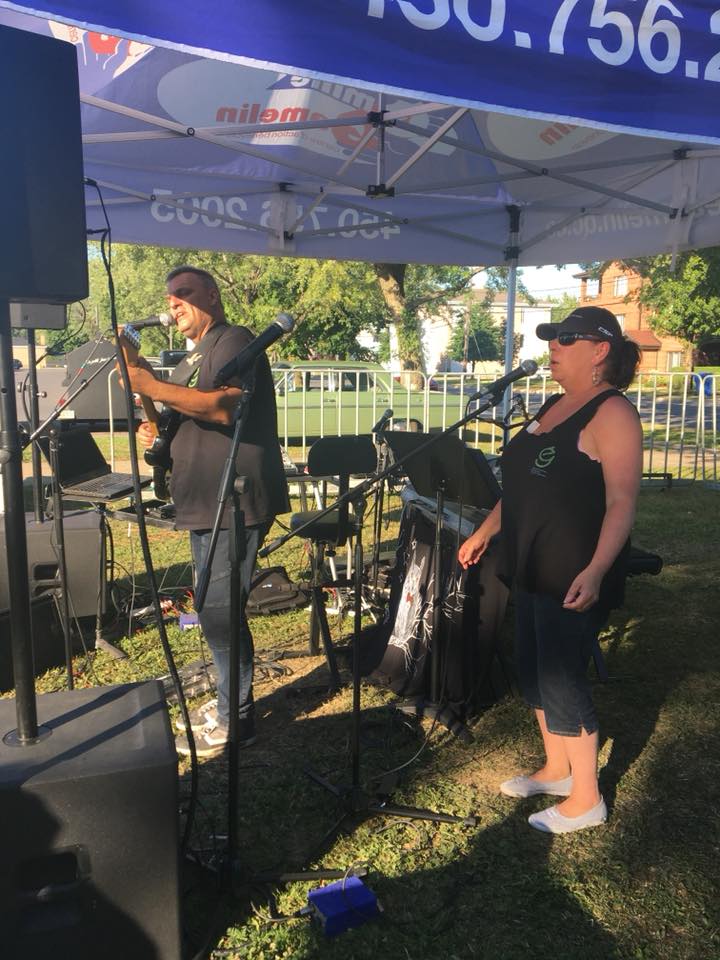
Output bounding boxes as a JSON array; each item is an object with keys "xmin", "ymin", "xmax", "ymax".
[{"xmin": 6, "ymin": 485, "xmax": 720, "ymax": 959}]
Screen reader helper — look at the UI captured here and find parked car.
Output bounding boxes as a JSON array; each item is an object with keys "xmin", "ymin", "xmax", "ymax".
[{"xmin": 12, "ymin": 358, "xmax": 22, "ymax": 370}]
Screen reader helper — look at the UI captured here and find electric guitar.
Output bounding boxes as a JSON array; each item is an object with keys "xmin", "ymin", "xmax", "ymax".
[{"xmin": 119, "ymin": 324, "xmax": 173, "ymax": 501}]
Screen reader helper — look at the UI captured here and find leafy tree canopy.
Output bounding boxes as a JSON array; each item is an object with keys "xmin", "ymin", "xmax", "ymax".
[
  {"xmin": 624, "ymin": 251, "xmax": 720, "ymax": 346},
  {"xmin": 446, "ymin": 301, "xmax": 502, "ymax": 363},
  {"xmin": 549, "ymin": 291, "xmax": 579, "ymax": 325},
  {"xmin": 60, "ymin": 243, "xmax": 391, "ymax": 361},
  {"xmin": 373, "ymin": 264, "xmax": 531, "ymax": 371},
  {"xmin": 579, "ymin": 253, "xmax": 720, "ymax": 347}
]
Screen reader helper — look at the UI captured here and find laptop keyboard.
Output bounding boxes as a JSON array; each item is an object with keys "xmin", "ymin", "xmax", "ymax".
[{"xmin": 64, "ymin": 473, "xmax": 144, "ymax": 500}]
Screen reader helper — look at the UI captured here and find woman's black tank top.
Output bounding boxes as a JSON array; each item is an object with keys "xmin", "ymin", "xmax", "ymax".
[{"xmin": 497, "ymin": 388, "xmax": 632, "ymax": 611}]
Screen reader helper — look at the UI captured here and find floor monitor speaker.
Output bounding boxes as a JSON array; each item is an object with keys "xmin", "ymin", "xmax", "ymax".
[
  {"xmin": 0, "ymin": 681, "xmax": 181, "ymax": 959},
  {"xmin": 0, "ymin": 511, "xmax": 104, "ymax": 620},
  {"xmin": 0, "ymin": 23, "xmax": 88, "ymax": 303}
]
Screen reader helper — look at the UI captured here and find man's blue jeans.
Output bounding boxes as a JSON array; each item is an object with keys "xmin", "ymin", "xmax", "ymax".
[{"xmin": 190, "ymin": 522, "xmax": 270, "ymax": 726}]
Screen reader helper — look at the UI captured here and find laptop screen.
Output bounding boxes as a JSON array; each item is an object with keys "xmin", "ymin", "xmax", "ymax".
[{"xmin": 37, "ymin": 429, "xmax": 109, "ymax": 487}]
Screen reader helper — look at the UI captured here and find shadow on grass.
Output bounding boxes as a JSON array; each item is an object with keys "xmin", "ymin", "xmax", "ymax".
[
  {"xmin": 181, "ymin": 488, "xmax": 720, "ymax": 958},
  {"xmin": 179, "ymin": 655, "xmax": 624, "ymax": 959}
]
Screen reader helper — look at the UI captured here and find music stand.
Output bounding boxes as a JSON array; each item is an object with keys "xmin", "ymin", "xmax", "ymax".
[{"xmin": 383, "ymin": 432, "xmax": 500, "ymax": 730}]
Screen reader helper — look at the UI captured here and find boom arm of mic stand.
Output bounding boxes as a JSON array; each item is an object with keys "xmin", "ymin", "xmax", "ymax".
[
  {"xmin": 22, "ymin": 353, "xmax": 117, "ymax": 446},
  {"xmin": 258, "ymin": 394, "xmax": 498, "ymax": 560}
]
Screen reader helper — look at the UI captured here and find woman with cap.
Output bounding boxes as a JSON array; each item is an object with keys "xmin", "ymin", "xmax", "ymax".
[{"xmin": 459, "ymin": 306, "xmax": 642, "ymax": 834}]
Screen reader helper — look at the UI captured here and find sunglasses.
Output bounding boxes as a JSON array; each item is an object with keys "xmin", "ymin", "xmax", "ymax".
[{"xmin": 555, "ymin": 332, "xmax": 605, "ymax": 346}]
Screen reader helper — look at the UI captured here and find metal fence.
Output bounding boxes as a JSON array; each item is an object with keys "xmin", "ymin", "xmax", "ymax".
[
  {"xmin": 273, "ymin": 367, "xmax": 718, "ymax": 484},
  {"xmin": 108, "ymin": 364, "xmax": 718, "ymax": 484}
]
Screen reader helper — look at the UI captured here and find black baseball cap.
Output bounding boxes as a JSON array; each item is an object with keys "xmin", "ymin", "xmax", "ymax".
[{"xmin": 536, "ymin": 306, "xmax": 622, "ymax": 342}]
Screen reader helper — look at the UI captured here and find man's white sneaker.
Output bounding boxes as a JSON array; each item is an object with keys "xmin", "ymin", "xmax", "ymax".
[{"xmin": 175, "ymin": 698, "xmax": 218, "ymax": 733}]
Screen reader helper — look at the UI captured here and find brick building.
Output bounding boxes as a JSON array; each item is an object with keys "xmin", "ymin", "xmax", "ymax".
[{"xmin": 575, "ymin": 262, "xmax": 690, "ymax": 373}]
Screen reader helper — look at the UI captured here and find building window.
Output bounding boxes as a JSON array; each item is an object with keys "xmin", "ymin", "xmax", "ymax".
[
  {"xmin": 666, "ymin": 351, "xmax": 683, "ymax": 371},
  {"xmin": 615, "ymin": 314, "xmax": 625, "ymax": 330},
  {"xmin": 586, "ymin": 278, "xmax": 600, "ymax": 297},
  {"xmin": 614, "ymin": 275, "xmax": 628, "ymax": 296}
]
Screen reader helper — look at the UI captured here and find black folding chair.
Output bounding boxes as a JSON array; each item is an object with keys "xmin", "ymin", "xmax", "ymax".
[{"xmin": 289, "ymin": 435, "xmax": 377, "ymax": 686}]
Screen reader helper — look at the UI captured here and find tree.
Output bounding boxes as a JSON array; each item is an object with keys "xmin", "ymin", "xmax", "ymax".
[
  {"xmin": 446, "ymin": 300, "xmax": 502, "ymax": 364},
  {"xmin": 372, "ymin": 262, "xmax": 535, "ymax": 372},
  {"xmin": 623, "ymin": 251, "xmax": 720, "ymax": 348},
  {"xmin": 549, "ymin": 292, "xmax": 579, "ymax": 324},
  {"xmin": 59, "ymin": 243, "xmax": 390, "ymax": 361},
  {"xmin": 373, "ymin": 263, "xmax": 481, "ymax": 372}
]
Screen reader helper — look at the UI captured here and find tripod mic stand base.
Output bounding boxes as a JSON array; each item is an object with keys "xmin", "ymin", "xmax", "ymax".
[
  {"xmin": 95, "ymin": 636, "xmax": 129, "ymax": 660},
  {"xmin": 368, "ymin": 799, "xmax": 477, "ymax": 827},
  {"xmin": 396, "ymin": 699, "xmax": 473, "ymax": 743},
  {"xmin": 305, "ymin": 767, "xmax": 477, "ymax": 827}
]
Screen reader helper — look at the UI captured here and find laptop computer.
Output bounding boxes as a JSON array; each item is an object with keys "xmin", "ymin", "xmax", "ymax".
[{"xmin": 37, "ymin": 428, "xmax": 151, "ymax": 502}]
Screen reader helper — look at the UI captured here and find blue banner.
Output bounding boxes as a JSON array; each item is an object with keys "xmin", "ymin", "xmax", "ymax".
[{"xmin": 3, "ymin": 0, "xmax": 720, "ymax": 142}]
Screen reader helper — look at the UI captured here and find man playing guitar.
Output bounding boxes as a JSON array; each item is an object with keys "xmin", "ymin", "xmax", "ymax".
[{"xmin": 122, "ymin": 265, "xmax": 289, "ymax": 757}]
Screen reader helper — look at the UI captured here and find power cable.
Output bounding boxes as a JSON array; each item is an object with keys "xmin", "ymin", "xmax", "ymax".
[{"xmin": 88, "ymin": 182, "xmax": 200, "ymax": 860}]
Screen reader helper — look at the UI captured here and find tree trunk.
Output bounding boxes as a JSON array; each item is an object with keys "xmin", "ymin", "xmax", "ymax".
[{"xmin": 374, "ymin": 263, "xmax": 425, "ymax": 388}]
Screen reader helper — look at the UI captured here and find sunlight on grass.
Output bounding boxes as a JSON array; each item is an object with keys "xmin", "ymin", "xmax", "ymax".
[{"xmin": 4, "ymin": 484, "xmax": 719, "ymax": 960}]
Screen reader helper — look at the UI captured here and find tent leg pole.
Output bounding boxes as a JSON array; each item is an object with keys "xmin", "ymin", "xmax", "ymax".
[{"xmin": 503, "ymin": 205, "xmax": 521, "ymax": 439}]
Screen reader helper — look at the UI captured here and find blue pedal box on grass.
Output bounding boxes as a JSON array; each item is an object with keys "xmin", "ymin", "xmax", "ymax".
[{"xmin": 307, "ymin": 876, "xmax": 381, "ymax": 936}]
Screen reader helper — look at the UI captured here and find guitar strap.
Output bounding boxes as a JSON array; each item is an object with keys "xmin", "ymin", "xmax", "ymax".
[
  {"xmin": 167, "ymin": 321, "xmax": 232, "ymax": 391},
  {"xmin": 151, "ymin": 323, "xmax": 239, "ymax": 468}
]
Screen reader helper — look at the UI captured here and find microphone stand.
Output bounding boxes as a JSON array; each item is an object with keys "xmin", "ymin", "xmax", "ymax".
[
  {"xmin": 259, "ymin": 388, "xmax": 508, "ymax": 832},
  {"xmin": 23, "ymin": 352, "xmax": 117, "ymax": 446},
  {"xmin": 369, "ymin": 418, "xmax": 392, "ymax": 595},
  {"xmin": 193, "ymin": 387, "xmax": 253, "ymax": 886},
  {"xmin": 194, "ymin": 378, "xmax": 355, "ymax": 892},
  {"xmin": 19, "ymin": 350, "xmax": 132, "ymax": 667}
]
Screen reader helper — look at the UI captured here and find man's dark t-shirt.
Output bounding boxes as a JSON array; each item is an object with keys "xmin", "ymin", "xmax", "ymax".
[{"xmin": 169, "ymin": 322, "xmax": 289, "ymax": 530}]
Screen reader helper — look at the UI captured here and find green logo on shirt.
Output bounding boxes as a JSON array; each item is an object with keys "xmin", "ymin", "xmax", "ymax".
[{"xmin": 534, "ymin": 446, "xmax": 556, "ymax": 469}]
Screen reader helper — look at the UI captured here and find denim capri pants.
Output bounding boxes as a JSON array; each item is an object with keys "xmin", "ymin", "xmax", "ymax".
[{"xmin": 514, "ymin": 589, "xmax": 607, "ymax": 736}]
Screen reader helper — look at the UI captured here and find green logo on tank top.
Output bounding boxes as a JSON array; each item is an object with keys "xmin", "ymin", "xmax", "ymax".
[{"xmin": 534, "ymin": 446, "xmax": 556, "ymax": 469}]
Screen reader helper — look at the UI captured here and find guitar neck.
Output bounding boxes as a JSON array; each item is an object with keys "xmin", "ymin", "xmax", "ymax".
[
  {"xmin": 138, "ymin": 396, "xmax": 160, "ymax": 435},
  {"xmin": 119, "ymin": 325, "xmax": 160, "ymax": 437}
]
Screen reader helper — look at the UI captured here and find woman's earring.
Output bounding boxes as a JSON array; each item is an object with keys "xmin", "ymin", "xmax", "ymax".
[{"xmin": 592, "ymin": 366, "xmax": 600, "ymax": 386}]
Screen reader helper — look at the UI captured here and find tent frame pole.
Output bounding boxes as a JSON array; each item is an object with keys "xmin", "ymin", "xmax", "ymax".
[{"xmin": 503, "ymin": 205, "xmax": 521, "ymax": 431}]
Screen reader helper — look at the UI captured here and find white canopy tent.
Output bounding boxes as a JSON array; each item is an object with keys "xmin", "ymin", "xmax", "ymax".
[{"xmin": 2, "ymin": 1, "xmax": 720, "ymax": 371}]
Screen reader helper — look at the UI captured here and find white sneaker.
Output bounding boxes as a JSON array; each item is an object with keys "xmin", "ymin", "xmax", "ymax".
[
  {"xmin": 175, "ymin": 698, "xmax": 218, "ymax": 733},
  {"xmin": 176, "ymin": 717, "xmax": 229, "ymax": 758},
  {"xmin": 500, "ymin": 774, "xmax": 573, "ymax": 798},
  {"xmin": 528, "ymin": 797, "xmax": 607, "ymax": 834}
]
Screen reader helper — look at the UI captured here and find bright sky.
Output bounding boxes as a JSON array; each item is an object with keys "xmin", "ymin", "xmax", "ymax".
[{"xmin": 518, "ymin": 264, "xmax": 581, "ymax": 298}]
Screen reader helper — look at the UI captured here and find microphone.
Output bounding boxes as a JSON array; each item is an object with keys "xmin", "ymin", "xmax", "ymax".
[
  {"xmin": 213, "ymin": 313, "xmax": 295, "ymax": 387},
  {"xmin": 467, "ymin": 359, "xmax": 538, "ymax": 404},
  {"xmin": 371, "ymin": 408, "xmax": 393, "ymax": 435},
  {"xmin": 127, "ymin": 312, "xmax": 173, "ymax": 330}
]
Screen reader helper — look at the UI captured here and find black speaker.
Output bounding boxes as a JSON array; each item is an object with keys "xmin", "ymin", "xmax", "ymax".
[
  {"xmin": 0, "ymin": 23, "xmax": 88, "ymax": 303},
  {"xmin": 0, "ymin": 511, "xmax": 104, "ymax": 619},
  {"xmin": 0, "ymin": 594, "xmax": 64, "ymax": 692},
  {"xmin": 0, "ymin": 681, "xmax": 181, "ymax": 959}
]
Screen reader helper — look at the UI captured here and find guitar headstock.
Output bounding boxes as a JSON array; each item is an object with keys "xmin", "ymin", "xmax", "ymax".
[{"xmin": 121, "ymin": 323, "xmax": 141, "ymax": 352}]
